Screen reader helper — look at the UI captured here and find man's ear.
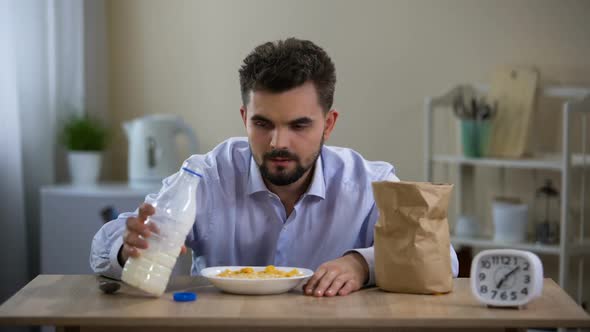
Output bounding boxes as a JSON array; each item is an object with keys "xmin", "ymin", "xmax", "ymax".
[
  {"xmin": 240, "ymin": 107, "xmax": 247, "ymax": 127},
  {"xmin": 322, "ymin": 109, "xmax": 339, "ymax": 141}
]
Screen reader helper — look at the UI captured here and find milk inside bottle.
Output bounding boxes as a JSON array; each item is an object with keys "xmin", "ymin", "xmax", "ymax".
[{"xmin": 121, "ymin": 166, "xmax": 202, "ymax": 296}]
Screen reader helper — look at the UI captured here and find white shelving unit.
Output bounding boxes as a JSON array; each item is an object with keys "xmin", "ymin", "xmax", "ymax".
[{"xmin": 424, "ymin": 84, "xmax": 590, "ymax": 304}]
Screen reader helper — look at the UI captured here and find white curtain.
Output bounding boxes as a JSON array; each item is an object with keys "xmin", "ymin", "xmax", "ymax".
[
  {"xmin": 0, "ymin": 0, "xmax": 106, "ymax": 307},
  {"xmin": 0, "ymin": 0, "xmax": 29, "ymax": 306}
]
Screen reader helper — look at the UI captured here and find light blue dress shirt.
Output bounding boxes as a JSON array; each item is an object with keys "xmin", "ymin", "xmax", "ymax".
[{"xmin": 90, "ymin": 137, "xmax": 458, "ymax": 284}]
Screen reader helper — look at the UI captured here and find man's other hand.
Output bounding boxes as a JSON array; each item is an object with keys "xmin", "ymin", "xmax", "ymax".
[{"xmin": 303, "ymin": 252, "xmax": 369, "ymax": 297}]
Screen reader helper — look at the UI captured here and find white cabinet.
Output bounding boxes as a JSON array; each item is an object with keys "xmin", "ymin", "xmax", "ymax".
[
  {"xmin": 40, "ymin": 183, "xmax": 192, "ymax": 276},
  {"xmin": 424, "ymin": 84, "xmax": 590, "ymax": 304}
]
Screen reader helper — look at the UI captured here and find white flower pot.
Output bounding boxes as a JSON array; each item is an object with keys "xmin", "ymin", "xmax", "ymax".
[{"xmin": 68, "ymin": 151, "xmax": 102, "ymax": 185}]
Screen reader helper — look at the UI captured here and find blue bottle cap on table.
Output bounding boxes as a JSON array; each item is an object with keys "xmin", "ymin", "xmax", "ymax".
[{"xmin": 173, "ymin": 292, "xmax": 197, "ymax": 302}]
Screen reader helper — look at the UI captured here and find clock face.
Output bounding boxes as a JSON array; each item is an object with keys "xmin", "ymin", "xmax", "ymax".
[{"xmin": 473, "ymin": 253, "xmax": 532, "ymax": 304}]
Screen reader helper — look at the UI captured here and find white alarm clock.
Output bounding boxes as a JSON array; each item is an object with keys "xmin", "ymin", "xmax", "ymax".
[{"xmin": 471, "ymin": 249, "xmax": 543, "ymax": 307}]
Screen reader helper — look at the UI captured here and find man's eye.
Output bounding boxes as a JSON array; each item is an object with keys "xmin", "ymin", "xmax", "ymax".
[
  {"xmin": 291, "ymin": 123, "xmax": 308, "ymax": 130},
  {"xmin": 253, "ymin": 121, "xmax": 270, "ymax": 128}
]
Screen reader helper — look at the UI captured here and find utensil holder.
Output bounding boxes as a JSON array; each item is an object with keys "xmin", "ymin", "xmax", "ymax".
[{"xmin": 461, "ymin": 120, "xmax": 490, "ymax": 158}]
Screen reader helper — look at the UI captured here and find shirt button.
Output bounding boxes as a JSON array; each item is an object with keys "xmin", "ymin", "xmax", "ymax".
[{"xmin": 283, "ymin": 226, "xmax": 287, "ymax": 231}]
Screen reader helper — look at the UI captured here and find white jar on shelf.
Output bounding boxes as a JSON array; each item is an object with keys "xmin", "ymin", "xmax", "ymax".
[{"xmin": 492, "ymin": 198, "xmax": 528, "ymax": 243}]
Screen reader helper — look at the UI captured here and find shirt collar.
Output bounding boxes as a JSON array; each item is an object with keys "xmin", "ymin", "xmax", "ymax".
[
  {"xmin": 247, "ymin": 153, "xmax": 326, "ymax": 200},
  {"xmin": 247, "ymin": 157, "xmax": 268, "ymax": 195},
  {"xmin": 304, "ymin": 155, "xmax": 326, "ymax": 200}
]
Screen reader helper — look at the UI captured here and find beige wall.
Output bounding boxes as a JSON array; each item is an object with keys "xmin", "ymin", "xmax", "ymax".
[{"xmin": 107, "ymin": 0, "xmax": 590, "ymax": 181}]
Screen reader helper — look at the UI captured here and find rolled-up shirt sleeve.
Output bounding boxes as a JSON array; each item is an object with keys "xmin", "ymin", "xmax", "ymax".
[{"xmin": 89, "ymin": 213, "xmax": 131, "ymax": 279}]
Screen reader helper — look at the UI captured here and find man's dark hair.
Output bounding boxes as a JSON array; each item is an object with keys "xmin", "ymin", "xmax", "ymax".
[{"xmin": 239, "ymin": 38, "xmax": 336, "ymax": 113}]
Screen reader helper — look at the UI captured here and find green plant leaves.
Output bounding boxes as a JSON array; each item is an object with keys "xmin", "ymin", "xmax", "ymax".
[{"xmin": 60, "ymin": 115, "xmax": 107, "ymax": 151}]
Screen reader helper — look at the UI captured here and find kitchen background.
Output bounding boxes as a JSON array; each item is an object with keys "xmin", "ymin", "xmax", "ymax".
[{"xmin": 1, "ymin": 0, "xmax": 589, "ymax": 320}]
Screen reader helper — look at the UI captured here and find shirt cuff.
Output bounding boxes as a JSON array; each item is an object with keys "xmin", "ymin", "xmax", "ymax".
[
  {"xmin": 344, "ymin": 247, "xmax": 375, "ymax": 287},
  {"xmin": 104, "ymin": 236, "xmax": 125, "ymax": 280}
]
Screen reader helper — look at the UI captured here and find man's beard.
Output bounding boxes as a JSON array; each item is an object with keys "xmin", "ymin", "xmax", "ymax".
[{"xmin": 256, "ymin": 139, "xmax": 323, "ymax": 186}]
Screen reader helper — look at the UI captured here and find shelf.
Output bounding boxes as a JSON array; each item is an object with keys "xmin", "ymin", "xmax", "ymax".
[
  {"xmin": 451, "ymin": 236, "xmax": 560, "ymax": 255},
  {"xmin": 428, "ymin": 84, "xmax": 590, "ymax": 301},
  {"xmin": 452, "ymin": 236, "xmax": 590, "ymax": 256},
  {"xmin": 433, "ymin": 153, "xmax": 590, "ymax": 171}
]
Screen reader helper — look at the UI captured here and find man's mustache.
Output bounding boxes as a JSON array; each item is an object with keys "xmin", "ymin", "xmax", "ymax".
[{"xmin": 264, "ymin": 149, "xmax": 299, "ymax": 161}]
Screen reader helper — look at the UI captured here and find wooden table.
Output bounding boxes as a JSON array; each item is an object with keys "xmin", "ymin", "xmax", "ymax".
[{"xmin": 0, "ymin": 275, "xmax": 588, "ymax": 332}]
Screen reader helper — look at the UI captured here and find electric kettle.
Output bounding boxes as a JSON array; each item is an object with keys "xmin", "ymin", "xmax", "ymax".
[{"xmin": 123, "ymin": 114, "xmax": 198, "ymax": 187}]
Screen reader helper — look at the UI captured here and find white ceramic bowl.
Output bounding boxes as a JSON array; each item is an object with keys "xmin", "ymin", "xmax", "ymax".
[{"xmin": 200, "ymin": 266, "xmax": 314, "ymax": 295}]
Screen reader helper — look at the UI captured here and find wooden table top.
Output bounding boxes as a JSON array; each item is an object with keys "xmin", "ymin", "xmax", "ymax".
[{"xmin": 0, "ymin": 275, "xmax": 588, "ymax": 329}]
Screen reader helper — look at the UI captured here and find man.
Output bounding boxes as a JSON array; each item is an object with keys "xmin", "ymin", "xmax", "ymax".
[{"xmin": 90, "ymin": 38, "xmax": 458, "ymax": 297}]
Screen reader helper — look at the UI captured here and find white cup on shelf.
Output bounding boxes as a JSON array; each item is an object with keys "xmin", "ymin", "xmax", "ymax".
[{"xmin": 492, "ymin": 198, "xmax": 528, "ymax": 243}]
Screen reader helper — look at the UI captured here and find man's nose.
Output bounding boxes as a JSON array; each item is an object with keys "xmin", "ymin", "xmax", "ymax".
[{"xmin": 270, "ymin": 128, "xmax": 289, "ymax": 150}]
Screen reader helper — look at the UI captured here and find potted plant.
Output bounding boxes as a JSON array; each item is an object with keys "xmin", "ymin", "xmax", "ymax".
[{"xmin": 60, "ymin": 115, "xmax": 107, "ymax": 185}]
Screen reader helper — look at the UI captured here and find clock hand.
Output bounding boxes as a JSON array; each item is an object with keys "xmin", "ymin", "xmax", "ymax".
[{"xmin": 496, "ymin": 266, "xmax": 521, "ymax": 289}]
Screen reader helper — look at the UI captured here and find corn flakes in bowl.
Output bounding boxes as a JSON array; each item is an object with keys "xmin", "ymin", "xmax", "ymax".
[{"xmin": 200, "ymin": 265, "xmax": 313, "ymax": 295}]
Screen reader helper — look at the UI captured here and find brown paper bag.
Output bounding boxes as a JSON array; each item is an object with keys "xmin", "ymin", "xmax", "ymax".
[{"xmin": 373, "ymin": 181, "xmax": 454, "ymax": 294}]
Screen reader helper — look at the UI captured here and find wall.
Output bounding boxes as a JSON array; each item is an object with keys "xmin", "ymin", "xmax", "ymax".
[{"xmin": 107, "ymin": 0, "xmax": 590, "ymax": 181}]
